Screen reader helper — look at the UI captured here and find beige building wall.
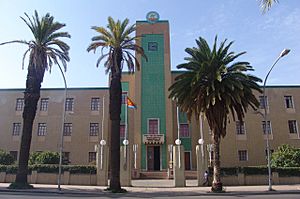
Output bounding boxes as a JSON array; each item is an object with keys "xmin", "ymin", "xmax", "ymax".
[
  {"xmin": 1, "ymin": 86, "xmax": 300, "ymax": 170},
  {"xmin": 170, "ymin": 73, "xmax": 300, "ymax": 169},
  {"xmin": 0, "ymin": 88, "xmax": 109, "ymax": 165}
]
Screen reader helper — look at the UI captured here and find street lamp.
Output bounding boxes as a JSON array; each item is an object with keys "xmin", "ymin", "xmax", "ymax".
[
  {"xmin": 57, "ymin": 65, "xmax": 67, "ymax": 191},
  {"xmin": 263, "ymin": 49, "xmax": 290, "ymax": 191}
]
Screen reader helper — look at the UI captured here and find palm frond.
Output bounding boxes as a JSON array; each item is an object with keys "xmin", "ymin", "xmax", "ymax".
[
  {"xmin": 169, "ymin": 35, "xmax": 262, "ymax": 139},
  {"xmin": 88, "ymin": 16, "xmax": 146, "ymax": 74},
  {"xmin": 259, "ymin": 0, "xmax": 279, "ymax": 13}
]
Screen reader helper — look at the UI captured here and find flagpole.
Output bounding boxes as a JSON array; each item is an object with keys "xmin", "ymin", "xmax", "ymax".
[
  {"xmin": 125, "ymin": 95, "xmax": 128, "ymax": 141},
  {"xmin": 123, "ymin": 95, "xmax": 128, "ymax": 166}
]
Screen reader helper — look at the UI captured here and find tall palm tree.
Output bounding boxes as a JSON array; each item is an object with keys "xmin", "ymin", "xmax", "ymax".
[
  {"xmin": 259, "ymin": 0, "xmax": 279, "ymax": 13},
  {"xmin": 169, "ymin": 36, "xmax": 262, "ymax": 192},
  {"xmin": 87, "ymin": 17, "xmax": 147, "ymax": 192},
  {"xmin": 0, "ymin": 10, "xmax": 70, "ymax": 187}
]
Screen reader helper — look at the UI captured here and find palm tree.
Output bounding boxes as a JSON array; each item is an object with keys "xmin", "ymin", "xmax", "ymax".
[
  {"xmin": 0, "ymin": 10, "xmax": 70, "ymax": 187},
  {"xmin": 259, "ymin": 0, "xmax": 279, "ymax": 13},
  {"xmin": 87, "ymin": 17, "xmax": 147, "ymax": 192},
  {"xmin": 169, "ymin": 36, "xmax": 262, "ymax": 192}
]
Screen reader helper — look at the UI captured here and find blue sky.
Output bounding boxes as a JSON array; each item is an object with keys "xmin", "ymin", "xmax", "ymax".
[{"xmin": 0, "ymin": 0, "xmax": 299, "ymax": 89}]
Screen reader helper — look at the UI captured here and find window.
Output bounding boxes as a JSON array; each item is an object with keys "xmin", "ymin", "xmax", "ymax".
[
  {"xmin": 9, "ymin": 151, "xmax": 18, "ymax": 161},
  {"xmin": 37, "ymin": 123, "xmax": 47, "ymax": 136},
  {"xmin": 236, "ymin": 121, "xmax": 246, "ymax": 135},
  {"xmin": 120, "ymin": 124, "xmax": 125, "ymax": 138},
  {"xmin": 15, "ymin": 98, "xmax": 24, "ymax": 111},
  {"xmin": 238, "ymin": 150, "xmax": 248, "ymax": 161},
  {"xmin": 88, "ymin": 152, "xmax": 96, "ymax": 163},
  {"xmin": 262, "ymin": 121, "xmax": 272, "ymax": 134},
  {"xmin": 40, "ymin": 98, "xmax": 49, "ymax": 111},
  {"xmin": 284, "ymin": 96, "xmax": 294, "ymax": 108},
  {"xmin": 148, "ymin": 119, "xmax": 159, "ymax": 134},
  {"xmin": 265, "ymin": 149, "xmax": 274, "ymax": 157},
  {"xmin": 91, "ymin": 97, "xmax": 100, "ymax": 111},
  {"xmin": 90, "ymin": 123, "xmax": 99, "ymax": 136},
  {"xmin": 288, "ymin": 120, "xmax": 298, "ymax": 134},
  {"xmin": 180, "ymin": 124, "xmax": 190, "ymax": 137},
  {"xmin": 12, "ymin": 123, "xmax": 21, "ymax": 136},
  {"xmin": 63, "ymin": 123, "xmax": 72, "ymax": 136},
  {"xmin": 148, "ymin": 42, "xmax": 158, "ymax": 51},
  {"xmin": 62, "ymin": 152, "xmax": 70, "ymax": 164},
  {"xmin": 259, "ymin": 96, "xmax": 268, "ymax": 109},
  {"xmin": 121, "ymin": 92, "xmax": 128, "ymax": 104},
  {"xmin": 65, "ymin": 98, "xmax": 74, "ymax": 111}
]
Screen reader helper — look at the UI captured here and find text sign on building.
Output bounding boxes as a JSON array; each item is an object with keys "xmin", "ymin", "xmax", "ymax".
[
  {"xmin": 146, "ymin": 11, "xmax": 160, "ymax": 24},
  {"xmin": 143, "ymin": 134, "xmax": 164, "ymax": 144}
]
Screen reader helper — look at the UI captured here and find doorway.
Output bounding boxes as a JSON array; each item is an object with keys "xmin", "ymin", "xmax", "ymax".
[
  {"xmin": 184, "ymin": 151, "xmax": 191, "ymax": 170},
  {"xmin": 147, "ymin": 146, "xmax": 161, "ymax": 171}
]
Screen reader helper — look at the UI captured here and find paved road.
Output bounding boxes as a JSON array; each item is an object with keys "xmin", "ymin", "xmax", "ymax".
[
  {"xmin": 0, "ymin": 182, "xmax": 299, "ymax": 198},
  {"xmin": 0, "ymin": 192, "xmax": 300, "ymax": 199}
]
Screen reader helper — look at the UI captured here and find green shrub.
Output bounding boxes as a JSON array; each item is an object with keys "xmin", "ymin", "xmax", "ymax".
[
  {"xmin": 221, "ymin": 167, "xmax": 238, "ymax": 176},
  {"xmin": 29, "ymin": 151, "xmax": 59, "ymax": 165},
  {"xmin": 0, "ymin": 150, "xmax": 15, "ymax": 165},
  {"xmin": 29, "ymin": 152, "xmax": 41, "ymax": 165},
  {"xmin": 0, "ymin": 165, "xmax": 18, "ymax": 174},
  {"xmin": 30, "ymin": 164, "xmax": 58, "ymax": 173},
  {"xmin": 275, "ymin": 167, "xmax": 300, "ymax": 177},
  {"xmin": 64, "ymin": 165, "xmax": 96, "ymax": 174},
  {"xmin": 242, "ymin": 166, "xmax": 269, "ymax": 175},
  {"xmin": 271, "ymin": 144, "xmax": 300, "ymax": 167}
]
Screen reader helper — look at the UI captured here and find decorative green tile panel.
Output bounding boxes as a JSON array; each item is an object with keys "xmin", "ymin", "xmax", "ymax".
[{"xmin": 140, "ymin": 34, "xmax": 167, "ymax": 170}]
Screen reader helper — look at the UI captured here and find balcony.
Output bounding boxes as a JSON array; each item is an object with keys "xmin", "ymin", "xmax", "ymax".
[{"xmin": 143, "ymin": 134, "xmax": 164, "ymax": 145}]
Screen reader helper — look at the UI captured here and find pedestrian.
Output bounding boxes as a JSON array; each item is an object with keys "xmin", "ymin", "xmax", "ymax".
[{"xmin": 203, "ymin": 170, "xmax": 209, "ymax": 186}]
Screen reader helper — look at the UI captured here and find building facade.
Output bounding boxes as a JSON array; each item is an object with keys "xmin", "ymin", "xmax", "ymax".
[{"xmin": 1, "ymin": 14, "xmax": 300, "ymax": 174}]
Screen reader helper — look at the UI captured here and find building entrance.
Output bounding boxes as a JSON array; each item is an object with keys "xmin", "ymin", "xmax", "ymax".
[{"xmin": 147, "ymin": 146, "xmax": 160, "ymax": 171}]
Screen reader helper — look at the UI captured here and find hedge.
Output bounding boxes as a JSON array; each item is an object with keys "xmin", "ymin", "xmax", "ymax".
[
  {"xmin": 208, "ymin": 166, "xmax": 300, "ymax": 177},
  {"xmin": 0, "ymin": 165, "xmax": 299, "ymax": 176},
  {"xmin": 0, "ymin": 164, "xmax": 96, "ymax": 174}
]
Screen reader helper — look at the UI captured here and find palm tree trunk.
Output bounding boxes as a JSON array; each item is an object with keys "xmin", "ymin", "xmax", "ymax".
[
  {"xmin": 15, "ymin": 67, "xmax": 41, "ymax": 184},
  {"xmin": 108, "ymin": 49, "xmax": 122, "ymax": 191},
  {"xmin": 212, "ymin": 131, "xmax": 222, "ymax": 192}
]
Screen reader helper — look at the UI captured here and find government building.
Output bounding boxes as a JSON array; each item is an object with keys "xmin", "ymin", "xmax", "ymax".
[{"xmin": 1, "ymin": 13, "xmax": 300, "ymax": 175}]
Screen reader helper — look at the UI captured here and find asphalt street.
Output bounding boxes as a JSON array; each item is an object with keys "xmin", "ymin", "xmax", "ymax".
[{"xmin": 0, "ymin": 192, "xmax": 300, "ymax": 199}]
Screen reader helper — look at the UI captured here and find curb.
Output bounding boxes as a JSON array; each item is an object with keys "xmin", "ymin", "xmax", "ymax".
[{"xmin": 0, "ymin": 188, "xmax": 300, "ymax": 197}]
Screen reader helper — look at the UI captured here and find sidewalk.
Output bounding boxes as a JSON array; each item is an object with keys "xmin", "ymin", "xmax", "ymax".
[{"xmin": 0, "ymin": 180, "xmax": 299, "ymax": 196}]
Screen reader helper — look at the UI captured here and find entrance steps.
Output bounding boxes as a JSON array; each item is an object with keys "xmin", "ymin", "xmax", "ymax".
[
  {"xmin": 136, "ymin": 170, "xmax": 197, "ymax": 179},
  {"xmin": 139, "ymin": 171, "xmax": 169, "ymax": 179}
]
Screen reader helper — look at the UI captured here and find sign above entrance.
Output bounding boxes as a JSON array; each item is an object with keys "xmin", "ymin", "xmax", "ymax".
[
  {"xmin": 146, "ymin": 11, "xmax": 160, "ymax": 24},
  {"xmin": 143, "ymin": 134, "xmax": 164, "ymax": 144}
]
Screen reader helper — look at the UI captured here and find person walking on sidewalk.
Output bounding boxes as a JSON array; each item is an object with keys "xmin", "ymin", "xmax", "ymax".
[{"xmin": 203, "ymin": 171, "xmax": 209, "ymax": 186}]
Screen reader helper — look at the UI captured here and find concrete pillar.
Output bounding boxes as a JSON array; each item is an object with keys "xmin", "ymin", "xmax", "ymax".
[
  {"xmin": 30, "ymin": 170, "xmax": 38, "ymax": 184},
  {"xmin": 96, "ymin": 145, "xmax": 109, "ymax": 186},
  {"xmin": 173, "ymin": 145, "xmax": 185, "ymax": 187},
  {"xmin": 0, "ymin": 172, "xmax": 6, "ymax": 182},
  {"xmin": 63, "ymin": 171, "xmax": 70, "ymax": 185},
  {"xmin": 272, "ymin": 172, "xmax": 279, "ymax": 185},
  {"xmin": 120, "ymin": 145, "xmax": 131, "ymax": 186},
  {"xmin": 238, "ymin": 173, "xmax": 245, "ymax": 185},
  {"xmin": 196, "ymin": 145, "xmax": 207, "ymax": 186}
]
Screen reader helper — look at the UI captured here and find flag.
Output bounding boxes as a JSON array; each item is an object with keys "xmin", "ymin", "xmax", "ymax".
[{"xmin": 127, "ymin": 97, "xmax": 137, "ymax": 109}]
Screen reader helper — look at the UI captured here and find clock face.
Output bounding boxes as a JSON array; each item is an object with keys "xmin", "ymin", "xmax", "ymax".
[{"xmin": 146, "ymin": 11, "xmax": 160, "ymax": 24}]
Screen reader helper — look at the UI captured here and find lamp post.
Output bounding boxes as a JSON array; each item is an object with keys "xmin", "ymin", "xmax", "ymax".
[
  {"xmin": 58, "ymin": 65, "xmax": 67, "ymax": 191},
  {"xmin": 263, "ymin": 49, "xmax": 290, "ymax": 191}
]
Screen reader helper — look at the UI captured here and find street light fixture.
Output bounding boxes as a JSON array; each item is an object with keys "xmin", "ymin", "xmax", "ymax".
[
  {"xmin": 57, "ymin": 65, "xmax": 67, "ymax": 191},
  {"xmin": 263, "ymin": 49, "xmax": 290, "ymax": 191}
]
